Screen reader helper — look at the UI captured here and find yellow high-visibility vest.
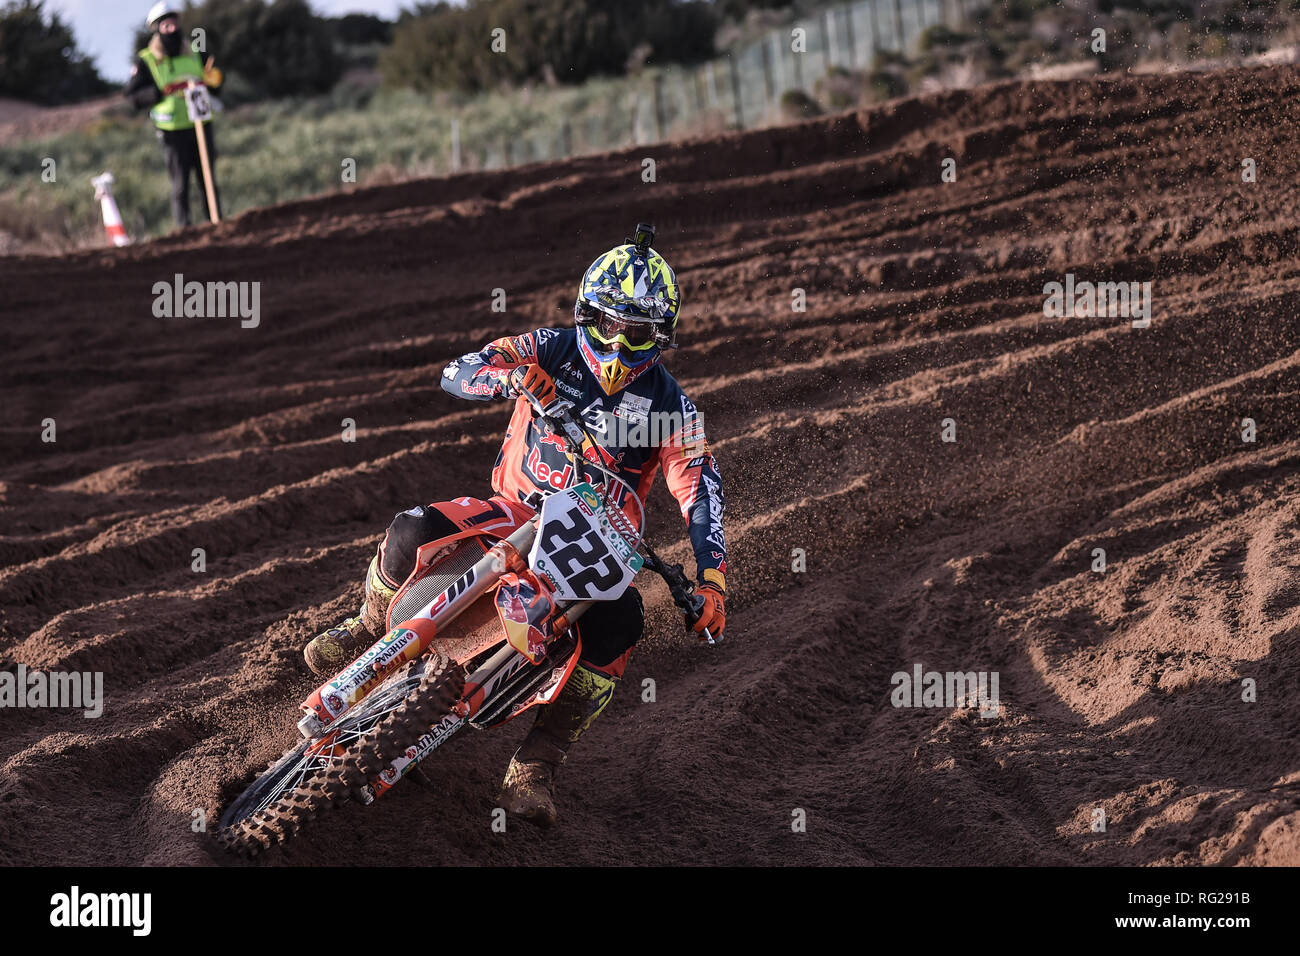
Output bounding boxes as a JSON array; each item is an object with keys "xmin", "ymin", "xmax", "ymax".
[{"xmin": 138, "ymin": 46, "xmax": 205, "ymax": 131}]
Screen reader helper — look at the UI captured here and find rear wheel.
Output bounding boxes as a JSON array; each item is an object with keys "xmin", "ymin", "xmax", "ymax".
[{"xmin": 217, "ymin": 653, "xmax": 464, "ymax": 856}]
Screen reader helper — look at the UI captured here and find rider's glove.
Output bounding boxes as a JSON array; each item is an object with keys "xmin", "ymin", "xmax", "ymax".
[
  {"xmin": 689, "ymin": 583, "xmax": 725, "ymax": 641},
  {"xmin": 507, "ymin": 364, "xmax": 557, "ymax": 408}
]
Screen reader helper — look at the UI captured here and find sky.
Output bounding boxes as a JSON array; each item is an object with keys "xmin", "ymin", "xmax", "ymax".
[{"xmin": 46, "ymin": 0, "xmax": 407, "ymax": 83}]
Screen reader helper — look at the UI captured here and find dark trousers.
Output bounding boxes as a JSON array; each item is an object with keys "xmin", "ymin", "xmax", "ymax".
[{"xmin": 157, "ymin": 125, "xmax": 221, "ymax": 227}]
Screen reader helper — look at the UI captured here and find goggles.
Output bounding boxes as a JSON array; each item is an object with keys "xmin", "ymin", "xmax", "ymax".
[
  {"xmin": 594, "ymin": 312, "xmax": 657, "ymax": 350},
  {"xmin": 577, "ymin": 300, "xmax": 663, "ymax": 356}
]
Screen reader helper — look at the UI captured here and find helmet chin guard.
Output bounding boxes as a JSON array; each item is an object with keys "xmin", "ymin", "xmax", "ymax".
[{"xmin": 577, "ymin": 325, "xmax": 659, "ymax": 395}]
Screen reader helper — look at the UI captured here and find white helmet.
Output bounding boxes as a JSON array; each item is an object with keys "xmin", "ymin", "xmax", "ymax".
[{"xmin": 146, "ymin": 2, "xmax": 180, "ymax": 29}]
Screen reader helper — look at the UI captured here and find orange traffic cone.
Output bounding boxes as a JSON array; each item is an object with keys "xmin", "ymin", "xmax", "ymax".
[{"xmin": 91, "ymin": 172, "xmax": 131, "ymax": 247}]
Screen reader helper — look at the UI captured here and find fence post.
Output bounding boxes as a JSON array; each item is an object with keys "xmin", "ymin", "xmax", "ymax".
[
  {"xmin": 824, "ymin": 7, "xmax": 838, "ymax": 70},
  {"xmin": 760, "ymin": 36, "xmax": 775, "ymax": 101},
  {"xmin": 450, "ymin": 117, "xmax": 461, "ymax": 172},
  {"xmin": 675, "ymin": 72, "xmax": 690, "ymax": 133},
  {"xmin": 845, "ymin": 2, "xmax": 858, "ymax": 69},
  {"xmin": 770, "ymin": 32, "xmax": 784, "ymax": 94},
  {"xmin": 793, "ymin": 28, "xmax": 804, "ymax": 89},
  {"xmin": 653, "ymin": 73, "xmax": 666, "ymax": 141},
  {"xmin": 729, "ymin": 54, "xmax": 744, "ymax": 129},
  {"xmin": 869, "ymin": 0, "xmax": 882, "ymax": 53}
]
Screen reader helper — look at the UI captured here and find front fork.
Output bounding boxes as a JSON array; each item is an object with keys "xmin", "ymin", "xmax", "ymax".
[{"xmin": 362, "ymin": 599, "xmax": 594, "ymax": 803}]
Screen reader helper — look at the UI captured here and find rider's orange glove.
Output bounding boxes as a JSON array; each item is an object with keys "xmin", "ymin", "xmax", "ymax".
[
  {"xmin": 690, "ymin": 584, "xmax": 725, "ymax": 640},
  {"xmin": 516, "ymin": 364, "xmax": 557, "ymax": 408}
]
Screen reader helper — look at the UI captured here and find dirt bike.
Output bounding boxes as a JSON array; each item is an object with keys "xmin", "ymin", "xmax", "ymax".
[{"xmin": 217, "ymin": 367, "xmax": 716, "ymax": 854}]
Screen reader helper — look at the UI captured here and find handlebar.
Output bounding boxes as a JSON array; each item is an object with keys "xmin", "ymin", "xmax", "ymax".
[
  {"xmin": 507, "ymin": 365, "xmax": 717, "ymax": 645},
  {"xmin": 641, "ymin": 546, "xmax": 719, "ymax": 645}
]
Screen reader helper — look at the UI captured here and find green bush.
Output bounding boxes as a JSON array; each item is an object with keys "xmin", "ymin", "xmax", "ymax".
[
  {"xmin": 0, "ymin": 0, "xmax": 111, "ymax": 104},
  {"xmin": 329, "ymin": 13, "xmax": 392, "ymax": 46},
  {"xmin": 380, "ymin": 0, "xmax": 717, "ymax": 93},
  {"xmin": 815, "ymin": 65, "xmax": 862, "ymax": 110},
  {"xmin": 867, "ymin": 50, "xmax": 907, "ymax": 102},
  {"xmin": 919, "ymin": 24, "xmax": 972, "ymax": 52},
  {"xmin": 778, "ymin": 88, "xmax": 821, "ymax": 119},
  {"xmin": 128, "ymin": 0, "xmax": 344, "ymax": 103}
]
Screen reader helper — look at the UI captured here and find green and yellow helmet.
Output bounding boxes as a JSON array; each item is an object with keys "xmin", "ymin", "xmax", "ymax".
[{"xmin": 574, "ymin": 223, "xmax": 681, "ymax": 395}]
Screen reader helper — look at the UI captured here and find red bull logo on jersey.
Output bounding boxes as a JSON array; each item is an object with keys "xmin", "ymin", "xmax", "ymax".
[
  {"xmin": 525, "ymin": 445, "xmax": 574, "ymax": 490},
  {"xmin": 536, "ymin": 430, "xmax": 569, "ymax": 454}
]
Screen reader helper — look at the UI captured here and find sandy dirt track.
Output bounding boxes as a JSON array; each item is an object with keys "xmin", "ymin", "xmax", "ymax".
[{"xmin": 2, "ymin": 66, "xmax": 1299, "ymax": 866}]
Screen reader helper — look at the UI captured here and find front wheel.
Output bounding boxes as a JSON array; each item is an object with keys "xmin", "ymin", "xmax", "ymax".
[{"xmin": 217, "ymin": 652, "xmax": 464, "ymax": 856}]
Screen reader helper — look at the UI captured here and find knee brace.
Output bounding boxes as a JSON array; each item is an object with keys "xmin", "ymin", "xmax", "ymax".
[{"xmin": 376, "ymin": 505, "xmax": 460, "ymax": 588}]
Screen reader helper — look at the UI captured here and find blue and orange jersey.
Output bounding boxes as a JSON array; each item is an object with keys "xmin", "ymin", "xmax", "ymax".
[{"xmin": 441, "ymin": 327, "xmax": 727, "ymax": 591}]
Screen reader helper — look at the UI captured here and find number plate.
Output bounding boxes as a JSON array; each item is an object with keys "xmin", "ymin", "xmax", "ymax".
[
  {"xmin": 529, "ymin": 483, "xmax": 642, "ymax": 601},
  {"xmin": 184, "ymin": 84, "xmax": 213, "ymax": 123}
]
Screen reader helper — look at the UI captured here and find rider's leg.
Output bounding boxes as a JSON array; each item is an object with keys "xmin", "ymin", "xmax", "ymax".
[
  {"xmin": 303, "ymin": 505, "xmax": 458, "ymax": 676},
  {"xmin": 500, "ymin": 587, "xmax": 644, "ymax": 827}
]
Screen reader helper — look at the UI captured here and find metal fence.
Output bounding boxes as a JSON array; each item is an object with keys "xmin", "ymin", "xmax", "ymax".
[{"xmin": 458, "ymin": 0, "xmax": 977, "ymax": 170}]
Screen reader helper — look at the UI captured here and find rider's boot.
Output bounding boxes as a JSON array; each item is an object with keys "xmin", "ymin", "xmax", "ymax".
[
  {"xmin": 303, "ymin": 556, "xmax": 397, "ymax": 676},
  {"xmin": 499, "ymin": 663, "xmax": 616, "ymax": 828}
]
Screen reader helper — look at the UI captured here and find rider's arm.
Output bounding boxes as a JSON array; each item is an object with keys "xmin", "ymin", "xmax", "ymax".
[
  {"xmin": 657, "ymin": 398, "xmax": 727, "ymax": 593},
  {"xmin": 440, "ymin": 328, "xmax": 560, "ymax": 402}
]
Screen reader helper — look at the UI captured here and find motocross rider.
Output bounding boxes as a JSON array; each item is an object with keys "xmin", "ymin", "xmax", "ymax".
[{"xmin": 303, "ymin": 225, "xmax": 727, "ymax": 826}]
